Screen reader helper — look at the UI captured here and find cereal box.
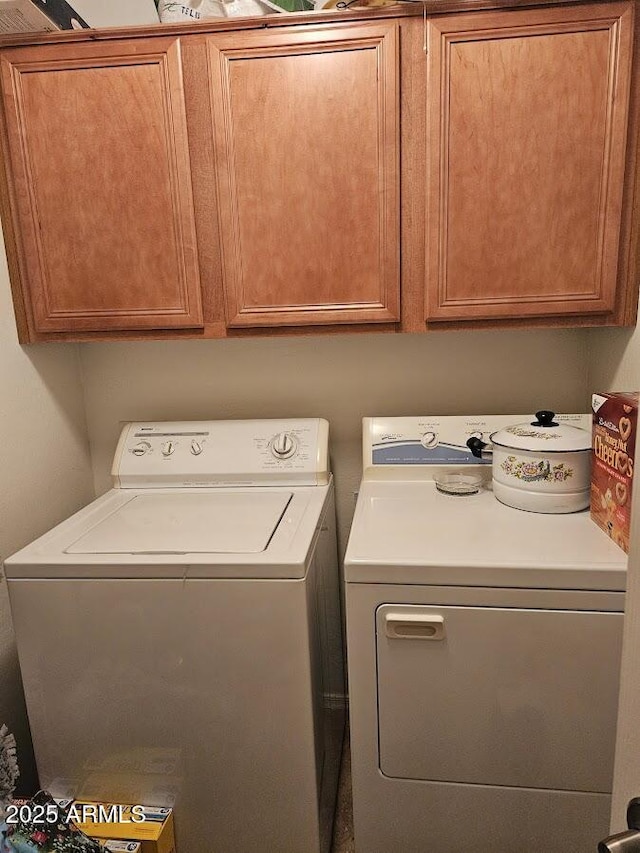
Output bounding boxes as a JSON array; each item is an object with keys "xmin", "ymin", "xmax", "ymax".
[{"xmin": 591, "ymin": 391, "xmax": 639, "ymax": 553}]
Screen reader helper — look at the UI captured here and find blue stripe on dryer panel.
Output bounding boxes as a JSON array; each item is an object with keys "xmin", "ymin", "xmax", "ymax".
[{"xmin": 372, "ymin": 443, "xmax": 487, "ymax": 465}]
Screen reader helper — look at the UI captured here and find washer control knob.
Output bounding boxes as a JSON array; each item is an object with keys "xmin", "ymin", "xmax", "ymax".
[
  {"xmin": 162, "ymin": 441, "xmax": 176, "ymax": 457},
  {"xmin": 132, "ymin": 441, "xmax": 151, "ymax": 456},
  {"xmin": 271, "ymin": 432, "xmax": 297, "ymax": 459},
  {"xmin": 191, "ymin": 440, "xmax": 203, "ymax": 456}
]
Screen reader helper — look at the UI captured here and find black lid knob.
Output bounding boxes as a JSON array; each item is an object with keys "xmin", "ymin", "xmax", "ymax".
[
  {"xmin": 532, "ymin": 410, "xmax": 559, "ymax": 427},
  {"xmin": 466, "ymin": 437, "xmax": 488, "ymax": 458}
]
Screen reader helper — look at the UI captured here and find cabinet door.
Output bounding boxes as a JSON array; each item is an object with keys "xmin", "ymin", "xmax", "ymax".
[
  {"xmin": 0, "ymin": 38, "xmax": 203, "ymax": 335},
  {"xmin": 207, "ymin": 22, "xmax": 399, "ymax": 328},
  {"xmin": 426, "ymin": 3, "xmax": 633, "ymax": 322}
]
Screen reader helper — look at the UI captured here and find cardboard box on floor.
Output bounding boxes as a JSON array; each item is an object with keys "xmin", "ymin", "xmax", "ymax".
[{"xmin": 73, "ymin": 804, "xmax": 175, "ymax": 853}]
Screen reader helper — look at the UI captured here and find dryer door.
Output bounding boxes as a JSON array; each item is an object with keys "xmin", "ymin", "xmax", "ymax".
[{"xmin": 376, "ymin": 603, "xmax": 623, "ymax": 793}]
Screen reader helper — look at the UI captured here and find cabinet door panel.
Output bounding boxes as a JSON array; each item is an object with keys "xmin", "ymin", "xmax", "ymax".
[
  {"xmin": 207, "ymin": 23, "xmax": 399, "ymax": 328},
  {"xmin": 426, "ymin": 3, "xmax": 633, "ymax": 321},
  {"xmin": 1, "ymin": 38, "xmax": 202, "ymax": 333}
]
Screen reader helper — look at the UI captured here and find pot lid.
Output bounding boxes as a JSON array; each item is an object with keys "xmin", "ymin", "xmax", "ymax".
[{"xmin": 490, "ymin": 411, "xmax": 591, "ymax": 452}]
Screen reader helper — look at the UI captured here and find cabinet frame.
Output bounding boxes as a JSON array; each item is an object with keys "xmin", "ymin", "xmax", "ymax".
[{"xmin": 0, "ymin": 2, "xmax": 636, "ymax": 342}]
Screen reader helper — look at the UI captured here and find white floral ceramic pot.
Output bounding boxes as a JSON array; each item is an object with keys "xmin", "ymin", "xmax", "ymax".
[{"xmin": 466, "ymin": 411, "xmax": 591, "ymax": 514}]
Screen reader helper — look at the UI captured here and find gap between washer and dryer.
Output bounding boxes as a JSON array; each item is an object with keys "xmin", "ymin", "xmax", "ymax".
[{"xmin": 331, "ymin": 729, "xmax": 355, "ymax": 853}]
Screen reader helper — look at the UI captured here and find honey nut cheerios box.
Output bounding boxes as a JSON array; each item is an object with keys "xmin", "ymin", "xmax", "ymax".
[{"xmin": 591, "ymin": 391, "xmax": 639, "ymax": 553}]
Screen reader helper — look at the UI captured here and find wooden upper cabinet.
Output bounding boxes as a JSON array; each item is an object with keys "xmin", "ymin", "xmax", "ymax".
[
  {"xmin": 0, "ymin": 3, "xmax": 635, "ymax": 341},
  {"xmin": 0, "ymin": 37, "xmax": 203, "ymax": 336},
  {"xmin": 426, "ymin": 2, "xmax": 634, "ymax": 322},
  {"xmin": 206, "ymin": 22, "xmax": 400, "ymax": 328}
]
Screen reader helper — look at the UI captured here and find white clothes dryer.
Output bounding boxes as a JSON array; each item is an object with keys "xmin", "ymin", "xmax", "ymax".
[
  {"xmin": 345, "ymin": 415, "xmax": 627, "ymax": 853},
  {"xmin": 5, "ymin": 419, "xmax": 344, "ymax": 853}
]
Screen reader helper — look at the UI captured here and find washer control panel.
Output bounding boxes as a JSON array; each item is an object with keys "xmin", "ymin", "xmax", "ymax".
[{"xmin": 113, "ymin": 419, "xmax": 329, "ymax": 488}]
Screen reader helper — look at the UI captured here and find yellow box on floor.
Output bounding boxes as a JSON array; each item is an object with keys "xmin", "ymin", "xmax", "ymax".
[{"xmin": 72, "ymin": 803, "xmax": 175, "ymax": 853}]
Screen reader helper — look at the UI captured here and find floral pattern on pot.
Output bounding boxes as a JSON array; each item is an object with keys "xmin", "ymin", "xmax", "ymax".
[
  {"xmin": 501, "ymin": 456, "xmax": 574, "ymax": 483},
  {"xmin": 504, "ymin": 426, "xmax": 562, "ymax": 441}
]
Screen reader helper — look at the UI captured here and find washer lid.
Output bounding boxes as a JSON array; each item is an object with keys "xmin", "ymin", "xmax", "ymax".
[{"xmin": 65, "ymin": 492, "xmax": 292, "ymax": 555}]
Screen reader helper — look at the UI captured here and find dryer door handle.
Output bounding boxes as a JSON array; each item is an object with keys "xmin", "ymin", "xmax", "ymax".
[
  {"xmin": 384, "ymin": 613, "xmax": 445, "ymax": 640},
  {"xmin": 599, "ymin": 799, "xmax": 640, "ymax": 852}
]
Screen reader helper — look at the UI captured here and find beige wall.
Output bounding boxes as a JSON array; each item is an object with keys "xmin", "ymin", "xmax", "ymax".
[
  {"xmin": 80, "ymin": 328, "xmax": 590, "ymax": 559},
  {"xmin": 0, "ymin": 243, "xmax": 94, "ymax": 793},
  {"xmin": 588, "ymin": 325, "xmax": 640, "ymax": 391},
  {"xmin": 587, "ymin": 316, "xmax": 640, "ymax": 832},
  {"xmin": 0, "ymin": 300, "xmax": 606, "ymax": 793}
]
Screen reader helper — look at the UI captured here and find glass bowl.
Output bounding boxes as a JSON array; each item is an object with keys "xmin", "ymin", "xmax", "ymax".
[{"xmin": 434, "ymin": 472, "xmax": 483, "ymax": 496}]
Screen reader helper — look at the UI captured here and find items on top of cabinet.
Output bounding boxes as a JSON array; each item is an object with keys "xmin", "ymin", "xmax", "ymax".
[
  {"xmin": 156, "ymin": 0, "xmax": 388, "ymax": 20},
  {"xmin": 157, "ymin": 0, "xmax": 281, "ymax": 21},
  {"xmin": 0, "ymin": 0, "xmax": 87, "ymax": 33},
  {"xmin": 318, "ymin": 0, "xmax": 400, "ymax": 8},
  {"xmin": 69, "ymin": 0, "xmax": 160, "ymax": 27},
  {"xmin": 0, "ymin": 0, "xmax": 159, "ymax": 31}
]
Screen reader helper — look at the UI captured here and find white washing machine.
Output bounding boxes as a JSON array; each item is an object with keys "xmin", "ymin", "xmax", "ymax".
[
  {"xmin": 4, "ymin": 419, "xmax": 344, "ymax": 853},
  {"xmin": 345, "ymin": 415, "xmax": 627, "ymax": 853}
]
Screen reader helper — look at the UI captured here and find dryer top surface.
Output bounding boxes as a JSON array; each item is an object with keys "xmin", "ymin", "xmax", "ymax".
[{"xmin": 345, "ymin": 481, "xmax": 627, "ymax": 591}]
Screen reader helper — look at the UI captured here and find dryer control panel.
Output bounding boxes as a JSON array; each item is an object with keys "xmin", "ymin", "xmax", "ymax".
[
  {"xmin": 363, "ymin": 414, "xmax": 590, "ymax": 481},
  {"xmin": 112, "ymin": 419, "xmax": 330, "ymax": 488}
]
